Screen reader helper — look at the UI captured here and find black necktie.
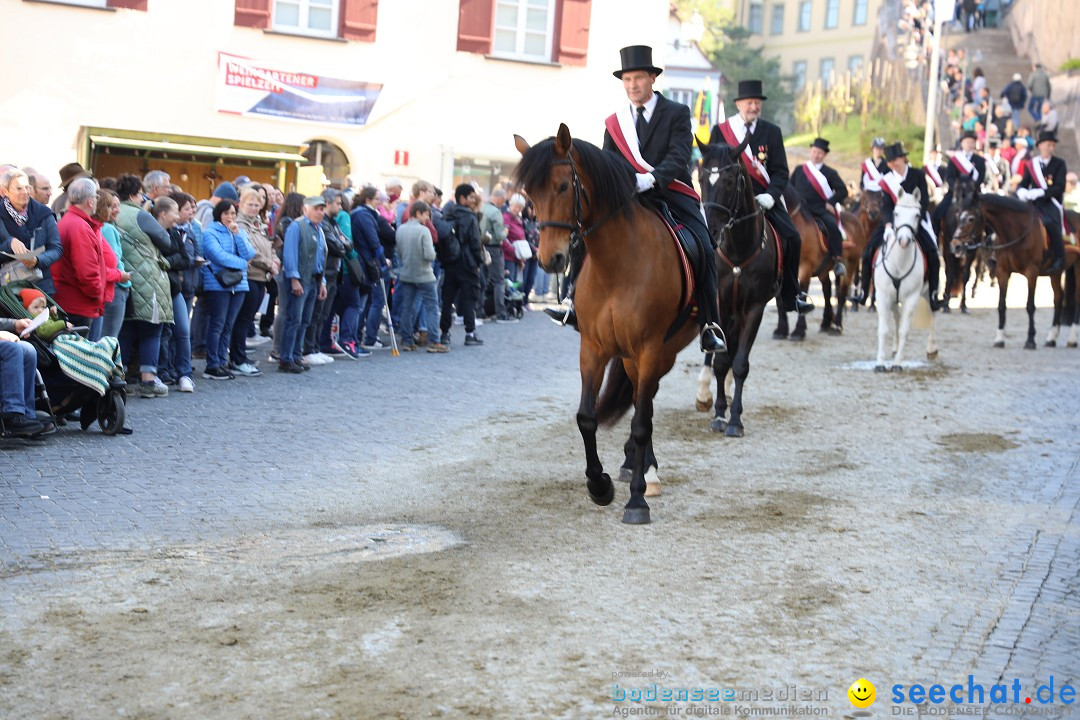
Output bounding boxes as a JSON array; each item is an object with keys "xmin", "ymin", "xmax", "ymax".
[{"xmin": 636, "ymin": 106, "xmax": 647, "ymax": 142}]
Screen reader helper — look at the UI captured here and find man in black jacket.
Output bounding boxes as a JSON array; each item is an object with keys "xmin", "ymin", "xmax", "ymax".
[
  {"xmin": 1017, "ymin": 131, "xmax": 1068, "ymax": 274},
  {"xmin": 855, "ymin": 142, "xmax": 943, "ymax": 310},
  {"xmin": 790, "ymin": 137, "xmax": 848, "ymax": 276},
  {"xmin": 711, "ymin": 79, "xmax": 813, "ymax": 315},
  {"xmin": 439, "ymin": 184, "xmax": 484, "ymax": 347},
  {"xmin": 931, "ymin": 130, "xmax": 987, "ymax": 232}
]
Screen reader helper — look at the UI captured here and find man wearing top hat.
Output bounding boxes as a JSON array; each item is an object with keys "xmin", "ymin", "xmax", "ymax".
[
  {"xmin": 711, "ymin": 79, "xmax": 813, "ymax": 315},
  {"xmin": 854, "ymin": 142, "xmax": 943, "ymax": 310},
  {"xmin": 790, "ymin": 137, "xmax": 848, "ymax": 276},
  {"xmin": 984, "ymin": 137, "xmax": 1011, "ymax": 194},
  {"xmin": 1016, "ymin": 131, "xmax": 1068, "ymax": 274},
  {"xmin": 932, "ymin": 129, "xmax": 987, "ymax": 232},
  {"xmin": 547, "ymin": 44, "xmax": 727, "ymax": 354}
]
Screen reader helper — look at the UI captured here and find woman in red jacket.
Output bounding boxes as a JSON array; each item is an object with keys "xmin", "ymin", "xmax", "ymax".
[{"xmin": 52, "ymin": 177, "xmax": 108, "ymax": 334}]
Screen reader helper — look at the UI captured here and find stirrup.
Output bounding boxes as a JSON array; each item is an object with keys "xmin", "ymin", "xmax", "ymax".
[
  {"xmin": 700, "ymin": 323, "xmax": 727, "ymax": 353},
  {"xmin": 544, "ymin": 298, "xmax": 575, "ymax": 326}
]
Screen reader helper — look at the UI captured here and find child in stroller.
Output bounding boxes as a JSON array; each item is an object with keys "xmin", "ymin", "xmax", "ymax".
[{"xmin": 484, "ymin": 277, "xmax": 526, "ymax": 320}]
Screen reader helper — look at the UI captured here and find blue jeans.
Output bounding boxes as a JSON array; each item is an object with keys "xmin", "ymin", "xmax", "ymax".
[
  {"xmin": 102, "ymin": 286, "xmax": 128, "ymax": 339},
  {"xmin": 88, "ymin": 316, "xmax": 105, "ymax": 342},
  {"xmin": 0, "ymin": 339, "xmax": 37, "ymax": 418},
  {"xmin": 1029, "ymin": 96, "xmax": 1044, "ymax": 121},
  {"xmin": 203, "ymin": 291, "xmax": 244, "ymax": 371},
  {"xmin": 190, "ymin": 295, "xmax": 208, "ymax": 354},
  {"xmin": 119, "ymin": 319, "xmax": 163, "ymax": 375},
  {"xmin": 336, "ymin": 271, "xmax": 368, "ymax": 346},
  {"xmin": 396, "ymin": 281, "xmax": 439, "ymax": 342},
  {"xmin": 363, "ymin": 268, "xmax": 388, "ymax": 344},
  {"xmin": 230, "ymin": 281, "xmax": 266, "ymax": 366},
  {"xmin": 280, "ymin": 278, "xmax": 317, "ymax": 364},
  {"xmin": 170, "ymin": 292, "xmax": 193, "ymax": 378}
]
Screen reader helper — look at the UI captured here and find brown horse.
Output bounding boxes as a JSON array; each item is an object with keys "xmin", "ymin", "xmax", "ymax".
[
  {"xmin": 833, "ymin": 208, "xmax": 871, "ymax": 332},
  {"xmin": 951, "ymin": 192, "xmax": 1069, "ymax": 348},
  {"xmin": 773, "ymin": 187, "xmax": 841, "ymax": 340},
  {"xmin": 514, "ymin": 125, "xmax": 698, "ymax": 525}
]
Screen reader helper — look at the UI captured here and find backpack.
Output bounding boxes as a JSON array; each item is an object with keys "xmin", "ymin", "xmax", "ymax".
[{"xmin": 439, "ymin": 219, "xmax": 463, "ymax": 264}]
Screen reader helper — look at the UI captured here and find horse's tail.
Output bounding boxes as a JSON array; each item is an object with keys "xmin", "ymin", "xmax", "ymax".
[{"xmin": 596, "ymin": 358, "xmax": 635, "ymax": 428}]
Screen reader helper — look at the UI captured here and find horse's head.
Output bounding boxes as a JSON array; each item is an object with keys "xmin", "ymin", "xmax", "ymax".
[
  {"xmin": 513, "ymin": 123, "xmax": 635, "ymax": 274},
  {"xmin": 861, "ymin": 189, "xmax": 883, "ymax": 224},
  {"xmin": 949, "ymin": 175, "xmax": 983, "ymax": 257},
  {"xmin": 697, "ymin": 133, "xmax": 753, "ymax": 242},
  {"xmin": 893, "ymin": 188, "xmax": 921, "ymax": 248}
]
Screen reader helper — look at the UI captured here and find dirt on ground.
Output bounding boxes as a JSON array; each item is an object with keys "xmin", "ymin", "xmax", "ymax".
[{"xmin": 1, "ymin": 296, "xmax": 1077, "ymax": 719}]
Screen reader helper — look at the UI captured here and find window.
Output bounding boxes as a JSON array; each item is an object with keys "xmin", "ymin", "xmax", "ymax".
[
  {"xmin": 667, "ymin": 89, "xmax": 695, "ymax": 108},
  {"xmin": 848, "ymin": 54, "xmax": 864, "ymax": 77},
  {"xmin": 274, "ymin": 0, "xmax": 339, "ymax": 37},
  {"xmin": 853, "ymin": 0, "xmax": 867, "ymax": 25},
  {"xmin": 797, "ymin": 1, "xmax": 811, "ymax": 31},
  {"xmin": 748, "ymin": 0, "xmax": 764, "ymax": 34},
  {"xmin": 770, "ymin": 3, "xmax": 785, "ymax": 34},
  {"xmin": 35, "ymin": 0, "xmax": 106, "ymax": 6},
  {"xmin": 492, "ymin": 0, "xmax": 556, "ymax": 62},
  {"xmin": 824, "ymin": 0, "xmax": 839, "ymax": 29},
  {"xmin": 793, "ymin": 60, "xmax": 807, "ymax": 92},
  {"xmin": 820, "ymin": 57, "xmax": 835, "ymax": 89}
]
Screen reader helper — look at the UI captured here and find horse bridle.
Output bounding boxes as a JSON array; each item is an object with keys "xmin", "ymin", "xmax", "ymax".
[
  {"xmin": 701, "ymin": 164, "xmax": 762, "ymax": 238},
  {"xmin": 536, "ymin": 155, "xmax": 625, "ymax": 250},
  {"xmin": 880, "ymin": 216, "xmax": 920, "ymax": 289},
  {"xmin": 954, "ymin": 200, "xmax": 1039, "ymax": 253}
]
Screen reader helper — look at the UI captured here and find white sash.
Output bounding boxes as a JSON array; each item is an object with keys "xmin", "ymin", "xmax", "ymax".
[
  {"xmin": 803, "ymin": 164, "xmax": 846, "ymax": 240},
  {"xmin": 1011, "ymin": 147, "xmax": 1028, "ymax": 176},
  {"xmin": 949, "ymin": 152, "xmax": 979, "ymax": 182},
  {"xmin": 925, "ymin": 164, "xmax": 944, "ymax": 188},
  {"xmin": 1030, "ymin": 158, "xmax": 1067, "ymax": 235},
  {"xmin": 725, "ymin": 114, "xmax": 771, "ymax": 186},
  {"xmin": 882, "ymin": 171, "xmax": 936, "ymax": 245},
  {"xmin": 615, "ymin": 104, "xmax": 654, "ymax": 173},
  {"xmin": 862, "ymin": 159, "xmax": 884, "ymax": 192}
]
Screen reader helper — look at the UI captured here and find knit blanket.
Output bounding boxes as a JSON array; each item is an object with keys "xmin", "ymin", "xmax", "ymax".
[{"xmin": 51, "ymin": 334, "xmax": 122, "ymax": 397}]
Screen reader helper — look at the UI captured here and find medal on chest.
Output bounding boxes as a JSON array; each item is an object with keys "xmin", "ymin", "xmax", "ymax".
[{"xmin": 757, "ymin": 145, "xmax": 767, "ymax": 162}]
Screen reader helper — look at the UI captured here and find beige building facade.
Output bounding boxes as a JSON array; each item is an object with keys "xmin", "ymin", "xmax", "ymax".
[{"xmin": 0, "ymin": 0, "xmax": 672, "ymax": 198}]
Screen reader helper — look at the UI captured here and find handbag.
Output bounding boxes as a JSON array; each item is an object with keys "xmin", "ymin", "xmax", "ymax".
[
  {"xmin": 480, "ymin": 246, "xmax": 492, "ymax": 266},
  {"xmin": 215, "ymin": 268, "xmax": 244, "ymax": 287},
  {"xmin": 344, "ymin": 253, "xmax": 373, "ymax": 293},
  {"xmin": 512, "ymin": 239, "xmax": 532, "ymax": 260}
]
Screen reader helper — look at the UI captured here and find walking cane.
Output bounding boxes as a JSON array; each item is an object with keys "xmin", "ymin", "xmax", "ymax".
[{"xmin": 377, "ymin": 272, "xmax": 400, "ymax": 357}]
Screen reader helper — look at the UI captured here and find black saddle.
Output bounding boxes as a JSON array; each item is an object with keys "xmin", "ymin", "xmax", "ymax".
[{"xmin": 649, "ymin": 198, "xmax": 704, "ymax": 271}]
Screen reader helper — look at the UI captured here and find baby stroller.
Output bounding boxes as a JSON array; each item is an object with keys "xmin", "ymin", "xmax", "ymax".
[
  {"xmin": 0, "ymin": 272, "xmax": 127, "ymax": 436},
  {"xmin": 483, "ymin": 277, "xmax": 526, "ymax": 319}
]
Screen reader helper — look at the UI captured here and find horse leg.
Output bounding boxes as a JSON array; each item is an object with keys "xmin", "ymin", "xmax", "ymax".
[
  {"xmin": 726, "ymin": 306, "xmax": 765, "ymax": 437},
  {"xmin": 926, "ymin": 298, "xmax": 939, "ymax": 360},
  {"xmin": 710, "ymin": 340, "xmax": 734, "ymax": 433},
  {"xmin": 893, "ymin": 287, "xmax": 917, "ymax": 369},
  {"xmin": 773, "ymin": 297, "xmax": 789, "ymax": 339},
  {"xmin": 943, "ymin": 253, "xmax": 955, "ymax": 314},
  {"xmin": 578, "ymin": 345, "xmax": 614, "ymax": 506},
  {"xmin": 1046, "ymin": 273, "xmax": 1063, "ymax": 346},
  {"xmin": 961, "ymin": 252, "xmax": 973, "ymax": 314},
  {"xmin": 819, "ymin": 275, "xmax": 834, "ymax": 332},
  {"xmin": 1068, "ymin": 267, "xmax": 1080, "ymax": 347},
  {"xmin": 833, "ymin": 276, "xmax": 847, "ymax": 334},
  {"xmin": 875, "ymin": 288, "xmax": 892, "ymax": 371},
  {"xmin": 695, "ymin": 353, "xmax": 714, "ymax": 412},
  {"xmin": 623, "ymin": 356, "xmax": 662, "ymax": 525},
  {"xmin": 994, "ymin": 272, "xmax": 1009, "ymax": 347},
  {"xmin": 1024, "ymin": 271, "xmax": 1038, "ymax": 350}
]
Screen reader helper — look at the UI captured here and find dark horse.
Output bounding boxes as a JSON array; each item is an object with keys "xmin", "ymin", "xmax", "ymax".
[
  {"xmin": 951, "ymin": 191, "xmax": 1070, "ymax": 348},
  {"xmin": 514, "ymin": 125, "xmax": 699, "ymax": 524},
  {"xmin": 941, "ymin": 176, "xmax": 981, "ymax": 314},
  {"xmin": 695, "ymin": 137, "xmax": 780, "ymax": 437}
]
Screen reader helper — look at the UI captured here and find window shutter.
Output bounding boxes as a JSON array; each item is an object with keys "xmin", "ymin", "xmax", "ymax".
[
  {"xmin": 106, "ymin": 0, "xmax": 148, "ymax": 9},
  {"xmin": 554, "ymin": 0, "xmax": 590, "ymax": 66},
  {"xmin": 341, "ymin": 0, "xmax": 378, "ymax": 42},
  {"xmin": 457, "ymin": 0, "xmax": 494, "ymax": 54},
  {"xmin": 234, "ymin": 0, "xmax": 271, "ymax": 28}
]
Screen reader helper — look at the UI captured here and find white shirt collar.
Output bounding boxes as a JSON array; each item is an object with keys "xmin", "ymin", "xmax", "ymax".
[
  {"xmin": 810, "ymin": 161, "xmax": 824, "ymax": 172},
  {"xmin": 632, "ymin": 92, "xmax": 660, "ymax": 123}
]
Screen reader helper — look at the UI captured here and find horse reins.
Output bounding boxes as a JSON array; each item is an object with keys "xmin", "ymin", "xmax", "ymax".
[
  {"xmin": 536, "ymin": 156, "xmax": 625, "ymax": 254},
  {"xmin": 703, "ymin": 165, "xmax": 768, "ymax": 314},
  {"xmin": 954, "ymin": 200, "xmax": 1039, "ymax": 253},
  {"xmin": 880, "ymin": 219, "xmax": 920, "ymax": 290}
]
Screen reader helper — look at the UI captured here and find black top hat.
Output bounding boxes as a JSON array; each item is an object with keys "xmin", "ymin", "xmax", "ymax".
[
  {"xmin": 810, "ymin": 138, "xmax": 831, "ymax": 153},
  {"xmin": 1037, "ymin": 130, "xmax": 1058, "ymax": 145},
  {"xmin": 613, "ymin": 45, "xmax": 663, "ymax": 79},
  {"xmin": 734, "ymin": 79, "xmax": 767, "ymax": 102},
  {"xmin": 961, "ymin": 129, "xmax": 977, "ymax": 141},
  {"xmin": 884, "ymin": 142, "xmax": 908, "ymax": 162},
  {"xmin": 987, "ymin": 137, "xmax": 1001, "ymax": 148}
]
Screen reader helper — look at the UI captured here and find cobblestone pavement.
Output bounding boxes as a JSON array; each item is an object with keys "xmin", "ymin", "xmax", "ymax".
[{"xmin": 1, "ymin": 302, "xmax": 1077, "ymax": 718}]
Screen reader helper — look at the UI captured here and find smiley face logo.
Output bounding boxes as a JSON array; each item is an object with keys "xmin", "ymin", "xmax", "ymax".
[{"xmin": 848, "ymin": 678, "xmax": 876, "ymax": 708}]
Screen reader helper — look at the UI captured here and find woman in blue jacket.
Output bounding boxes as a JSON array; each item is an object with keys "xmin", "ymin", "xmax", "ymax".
[{"xmin": 200, "ymin": 201, "xmax": 255, "ymax": 380}]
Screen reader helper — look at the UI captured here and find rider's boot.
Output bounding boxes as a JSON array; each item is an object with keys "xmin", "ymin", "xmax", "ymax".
[
  {"xmin": 696, "ymin": 253, "xmax": 727, "ymax": 354},
  {"xmin": 851, "ymin": 249, "xmax": 874, "ymax": 305}
]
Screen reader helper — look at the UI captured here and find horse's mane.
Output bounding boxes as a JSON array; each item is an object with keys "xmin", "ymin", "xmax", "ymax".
[
  {"xmin": 513, "ymin": 137, "xmax": 637, "ymax": 216},
  {"xmin": 981, "ymin": 193, "xmax": 1033, "ymax": 213}
]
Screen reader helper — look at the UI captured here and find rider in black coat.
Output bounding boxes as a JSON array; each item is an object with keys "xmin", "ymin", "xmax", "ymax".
[
  {"xmin": 790, "ymin": 137, "xmax": 849, "ymax": 275},
  {"xmin": 1017, "ymin": 131, "xmax": 1068, "ymax": 274}
]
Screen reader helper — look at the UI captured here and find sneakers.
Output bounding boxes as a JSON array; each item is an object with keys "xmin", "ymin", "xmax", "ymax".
[
  {"xmin": 229, "ymin": 362, "xmax": 263, "ymax": 377},
  {"xmin": 140, "ymin": 380, "xmax": 169, "ymax": 398},
  {"xmin": 152, "ymin": 376, "xmax": 170, "ymax": 394},
  {"xmin": 302, "ymin": 353, "xmax": 327, "ymax": 366},
  {"xmin": 439, "ymin": 332, "xmax": 451, "ymax": 345},
  {"xmin": 340, "ymin": 341, "xmax": 370, "ymax": 359},
  {"xmin": 465, "ymin": 333, "xmax": 484, "ymax": 346},
  {"xmin": 178, "ymin": 376, "xmax": 195, "ymax": 393},
  {"xmin": 246, "ymin": 335, "xmax": 271, "ymax": 348},
  {"xmin": 363, "ymin": 339, "xmax": 389, "ymax": 350},
  {"xmin": 2, "ymin": 413, "xmax": 45, "ymax": 437},
  {"xmin": 322, "ymin": 342, "xmax": 346, "ymax": 356},
  {"xmin": 202, "ymin": 367, "xmax": 234, "ymax": 381},
  {"xmin": 277, "ymin": 361, "xmax": 304, "ymax": 374},
  {"xmin": 427, "ymin": 342, "xmax": 449, "ymax": 353},
  {"xmin": 315, "ymin": 352, "xmax": 333, "ymax": 364},
  {"xmin": 400, "ymin": 341, "xmax": 419, "ymax": 352},
  {"xmin": 416, "ymin": 330, "xmax": 429, "ymax": 347}
]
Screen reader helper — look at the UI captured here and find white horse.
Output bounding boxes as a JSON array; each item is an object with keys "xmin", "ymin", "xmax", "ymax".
[{"xmin": 874, "ymin": 188, "xmax": 938, "ymax": 371}]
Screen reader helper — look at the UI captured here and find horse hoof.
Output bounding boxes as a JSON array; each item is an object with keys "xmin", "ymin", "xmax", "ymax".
[
  {"xmin": 927, "ymin": 350, "xmax": 939, "ymax": 360},
  {"xmin": 942, "ymin": 305, "xmax": 951, "ymax": 314},
  {"xmin": 874, "ymin": 364, "xmax": 888, "ymax": 373},
  {"xmin": 993, "ymin": 341, "xmax": 1005, "ymax": 348},
  {"xmin": 828, "ymin": 325, "xmax": 843, "ymax": 336},
  {"xmin": 618, "ymin": 467, "xmax": 632, "ymax": 484},
  {"xmin": 1068, "ymin": 342, "xmax": 1078, "ymax": 348},
  {"xmin": 772, "ymin": 330, "xmax": 788, "ymax": 340},
  {"xmin": 961, "ymin": 308, "xmax": 969, "ymax": 315},
  {"xmin": 710, "ymin": 417, "xmax": 727, "ymax": 432},
  {"xmin": 587, "ymin": 474, "xmax": 615, "ymax": 506},
  {"xmin": 1045, "ymin": 340, "xmax": 1057, "ymax": 348},
  {"xmin": 1024, "ymin": 340, "xmax": 1037, "ymax": 350},
  {"xmin": 644, "ymin": 482, "xmax": 662, "ymax": 498},
  {"xmin": 725, "ymin": 424, "xmax": 745, "ymax": 438},
  {"xmin": 622, "ymin": 506, "xmax": 651, "ymax": 525},
  {"xmin": 789, "ymin": 333, "xmax": 805, "ymax": 342},
  {"xmin": 891, "ymin": 365, "xmax": 904, "ymax": 372},
  {"xmin": 695, "ymin": 397, "xmax": 712, "ymax": 412}
]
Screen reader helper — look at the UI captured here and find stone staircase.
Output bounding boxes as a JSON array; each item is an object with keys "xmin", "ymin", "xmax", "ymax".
[{"xmin": 940, "ymin": 23, "xmax": 1079, "ymax": 169}]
